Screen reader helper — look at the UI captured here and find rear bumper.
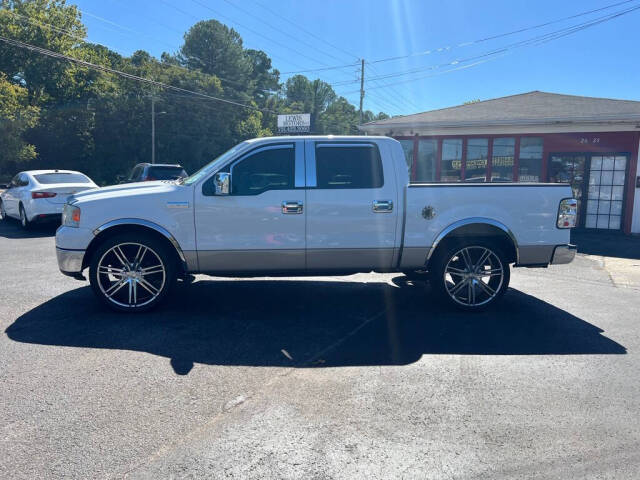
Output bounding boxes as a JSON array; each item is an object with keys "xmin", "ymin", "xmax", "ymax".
[
  {"xmin": 56, "ymin": 247, "xmax": 85, "ymax": 278},
  {"xmin": 31, "ymin": 213, "xmax": 61, "ymax": 224},
  {"xmin": 551, "ymin": 244, "xmax": 577, "ymax": 265}
]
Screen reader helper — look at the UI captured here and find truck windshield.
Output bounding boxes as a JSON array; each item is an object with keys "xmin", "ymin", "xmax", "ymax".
[{"xmin": 181, "ymin": 142, "xmax": 249, "ymax": 186}]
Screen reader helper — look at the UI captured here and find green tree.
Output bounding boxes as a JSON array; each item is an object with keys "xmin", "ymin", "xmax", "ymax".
[{"xmin": 0, "ymin": 74, "xmax": 39, "ymax": 177}]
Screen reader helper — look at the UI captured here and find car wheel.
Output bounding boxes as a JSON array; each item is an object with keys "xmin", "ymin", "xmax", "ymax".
[
  {"xmin": 89, "ymin": 233, "xmax": 177, "ymax": 312},
  {"xmin": 0, "ymin": 200, "xmax": 6, "ymax": 222},
  {"xmin": 19, "ymin": 204, "xmax": 30, "ymax": 230},
  {"xmin": 430, "ymin": 240, "xmax": 510, "ymax": 311}
]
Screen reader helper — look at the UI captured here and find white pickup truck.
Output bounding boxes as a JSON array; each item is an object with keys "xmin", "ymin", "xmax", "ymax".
[{"xmin": 55, "ymin": 136, "xmax": 577, "ymax": 312}]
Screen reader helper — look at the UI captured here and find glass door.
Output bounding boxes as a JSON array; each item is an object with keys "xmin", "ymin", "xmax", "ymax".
[
  {"xmin": 549, "ymin": 154, "xmax": 587, "ymax": 226},
  {"xmin": 585, "ymin": 155, "xmax": 627, "ymax": 230}
]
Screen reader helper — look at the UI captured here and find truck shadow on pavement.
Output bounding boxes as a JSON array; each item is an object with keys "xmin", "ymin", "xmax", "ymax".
[
  {"xmin": 6, "ymin": 278, "xmax": 626, "ymax": 375},
  {"xmin": 0, "ymin": 219, "xmax": 58, "ymax": 238}
]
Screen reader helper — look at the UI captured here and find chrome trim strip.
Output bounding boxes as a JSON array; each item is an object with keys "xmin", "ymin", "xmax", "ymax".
[
  {"xmin": 304, "ymin": 139, "xmax": 317, "ymax": 187},
  {"xmin": 316, "ymin": 143, "xmax": 375, "ymax": 148},
  {"xmin": 426, "ymin": 217, "xmax": 520, "ymax": 264},
  {"xmin": 92, "ymin": 218, "xmax": 187, "ymax": 265},
  {"xmin": 294, "ymin": 140, "xmax": 305, "ymax": 188}
]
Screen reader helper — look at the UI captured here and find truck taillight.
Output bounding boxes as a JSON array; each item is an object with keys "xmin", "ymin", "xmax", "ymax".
[
  {"xmin": 557, "ymin": 198, "xmax": 578, "ymax": 229},
  {"xmin": 32, "ymin": 191, "xmax": 57, "ymax": 199}
]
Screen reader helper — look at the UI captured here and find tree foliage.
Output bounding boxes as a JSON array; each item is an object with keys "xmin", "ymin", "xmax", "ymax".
[{"xmin": 0, "ymin": 0, "xmax": 388, "ymax": 184}]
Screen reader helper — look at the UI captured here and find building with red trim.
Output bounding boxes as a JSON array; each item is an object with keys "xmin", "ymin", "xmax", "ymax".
[{"xmin": 359, "ymin": 91, "xmax": 640, "ymax": 235}]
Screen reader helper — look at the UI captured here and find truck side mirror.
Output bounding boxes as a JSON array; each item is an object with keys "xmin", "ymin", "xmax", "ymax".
[{"xmin": 214, "ymin": 172, "xmax": 230, "ymax": 195}]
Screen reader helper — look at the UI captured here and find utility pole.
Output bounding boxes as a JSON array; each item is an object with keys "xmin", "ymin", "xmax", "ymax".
[
  {"xmin": 151, "ymin": 96, "xmax": 156, "ymax": 164},
  {"xmin": 359, "ymin": 59, "xmax": 365, "ymax": 125}
]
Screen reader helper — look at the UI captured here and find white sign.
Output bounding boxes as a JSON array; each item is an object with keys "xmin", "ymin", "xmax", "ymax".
[{"xmin": 277, "ymin": 113, "xmax": 311, "ymax": 133}]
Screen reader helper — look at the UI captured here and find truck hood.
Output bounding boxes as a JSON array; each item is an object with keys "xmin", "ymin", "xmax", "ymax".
[{"xmin": 69, "ymin": 181, "xmax": 178, "ymax": 204}]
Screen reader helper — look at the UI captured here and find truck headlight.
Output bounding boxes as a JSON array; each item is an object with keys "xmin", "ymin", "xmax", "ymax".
[
  {"xmin": 62, "ymin": 204, "xmax": 81, "ymax": 228},
  {"xmin": 557, "ymin": 198, "xmax": 577, "ymax": 229}
]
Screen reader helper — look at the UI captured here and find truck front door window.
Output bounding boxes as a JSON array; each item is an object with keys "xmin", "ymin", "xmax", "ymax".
[{"xmin": 231, "ymin": 146, "xmax": 294, "ymax": 195}]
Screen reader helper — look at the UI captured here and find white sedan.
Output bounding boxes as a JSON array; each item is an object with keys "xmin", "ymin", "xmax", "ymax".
[{"xmin": 0, "ymin": 170, "xmax": 98, "ymax": 229}]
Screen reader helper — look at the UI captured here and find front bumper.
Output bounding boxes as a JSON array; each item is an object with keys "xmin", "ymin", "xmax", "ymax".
[
  {"xmin": 56, "ymin": 247, "xmax": 86, "ymax": 278},
  {"xmin": 551, "ymin": 244, "xmax": 577, "ymax": 265}
]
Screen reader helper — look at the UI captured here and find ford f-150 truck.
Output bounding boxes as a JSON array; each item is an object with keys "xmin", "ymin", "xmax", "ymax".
[{"xmin": 55, "ymin": 136, "xmax": 577, "ymax": 312}]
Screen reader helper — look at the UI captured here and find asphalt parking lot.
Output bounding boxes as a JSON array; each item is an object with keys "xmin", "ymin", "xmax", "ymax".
[{"xmin": 1, "ymin": 220, "xmax": 639, "ymax": 479}]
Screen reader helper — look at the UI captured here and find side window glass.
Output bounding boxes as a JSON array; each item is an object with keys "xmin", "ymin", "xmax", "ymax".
[
  {"xmin": 129, "ymin": 166, "xmax": 141, "ymax": 181},
  {"xmin": 10, "ymin": 175, "xmax": 20, "ymax": 187},
  {"xmin": 19, "ymin": 174, "xmax": 29, "ymax": 186},
  {"xmin": 315, "ymin": 144, "xmax": 383, "ymax": 189},
  {"xmin": 231, "ymin": 146, "xmax": 294, "ymax": 195}
]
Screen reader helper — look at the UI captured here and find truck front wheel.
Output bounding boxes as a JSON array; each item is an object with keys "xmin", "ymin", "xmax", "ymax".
[
  {"xmin": 430, "ymin": 240, "xmax": 510, "ymax": 311},
  {"xmin": 89, "ymin": 233, "xmax": 176, "ymax": 312}
]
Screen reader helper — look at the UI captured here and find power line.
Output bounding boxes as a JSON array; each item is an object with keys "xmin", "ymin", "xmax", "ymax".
[
  {"xmin": 166, "ymin": 0, "xmax": 331, "ymax": 70},
  {"xmin": 335, "ymin": 3, "xmax": 640, "ymax": 87},
  {"xmin": 366, "ymin": 63, "xmax": 418, "ymax": 112},
  {"xmin": 247, "ymin": 0, "xmax": 360, "ymax": 62},
  {"xmin": 279, "ymin": 0, "xmax": 639, "ymax": 75},
  {"xmin": 0, "ymin": 35, "xmax": 277, "ymax": 114},
  {"xmin": 6, "ymin": 10, "xmax": 282, "ymax": 96},
  {"xmin": 217, "ymin": 0, "xmax": 349, "ymax": 64}
]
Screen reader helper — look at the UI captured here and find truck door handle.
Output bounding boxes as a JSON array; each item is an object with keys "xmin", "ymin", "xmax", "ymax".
[
  {"xmin": 373, "ymin": 200, "xmax": 393, "ymax": 213},
  {"xmin": 282, "ymin": 200, "xmax": 303, "ymax": 214}
]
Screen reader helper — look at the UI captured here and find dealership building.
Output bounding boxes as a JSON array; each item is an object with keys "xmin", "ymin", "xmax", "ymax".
[{"xmin": 359, "ymin": 91, "xmax": 640, "ymax": 234}]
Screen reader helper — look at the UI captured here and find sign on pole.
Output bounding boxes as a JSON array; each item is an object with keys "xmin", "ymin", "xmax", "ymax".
[{"xmin": 277, "ymin": 113, "xmax": 311, "ymax": 134}]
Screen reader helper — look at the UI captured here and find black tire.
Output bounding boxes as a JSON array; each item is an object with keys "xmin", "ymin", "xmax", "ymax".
[
  {"xmin": 19, "ymin": 204, "xmax": 30, "ymax": 230},
  {"xmin": 0, "ymin": 199, "xmax": 6, "ymax": 222},
  {"xmin": 89, "ymin": 233, "xmax": 177, "ymax": 312},
  {"xmin": 430, "ymin": 239, "xmax": 510, "ymax": 311}
]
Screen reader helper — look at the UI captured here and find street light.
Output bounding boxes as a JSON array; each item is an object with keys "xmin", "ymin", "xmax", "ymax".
[{"xmin": 151, "ymin": 97, "xmax": 167, "ymax": 164}]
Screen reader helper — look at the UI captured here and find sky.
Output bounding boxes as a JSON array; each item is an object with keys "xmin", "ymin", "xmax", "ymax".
[{"xmin": 70, "ymin": 0, "xmax": 640, "ymax": 116}]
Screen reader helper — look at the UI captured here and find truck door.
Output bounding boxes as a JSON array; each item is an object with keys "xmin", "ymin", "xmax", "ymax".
[
  {"xmin": 305, "ymin": 140, "xmax": 398, "ymax": 271},
  {"xmin": 194, "ymin": 140, "xmax": 306, "ymax": 273}
]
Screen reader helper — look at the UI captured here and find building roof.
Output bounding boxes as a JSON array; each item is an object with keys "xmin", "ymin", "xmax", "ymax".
[{"xmin": 359, "ymin": 91, "xmax": 640, "ymax": 131}]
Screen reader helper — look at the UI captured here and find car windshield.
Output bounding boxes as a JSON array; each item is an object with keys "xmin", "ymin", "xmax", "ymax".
[
  {"xmin": 181, "ymin": 142, "xmax": 249, "ymax": 185},
  {"xmin": 34, "ymin": 173, "xmax": 92, "ymax": 184},
  {"xmin": 148, "ymin": 166, "xmax": 187, "ymax": 180}
]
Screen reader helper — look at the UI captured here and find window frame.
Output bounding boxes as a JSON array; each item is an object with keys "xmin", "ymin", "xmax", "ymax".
[
  {"xmin": 204, "ymin": 143, "xmax": 296, "ymax": 197},
  {"xmin": 312, "ymin": 141, "xmax": 384, "ymax": 190}
]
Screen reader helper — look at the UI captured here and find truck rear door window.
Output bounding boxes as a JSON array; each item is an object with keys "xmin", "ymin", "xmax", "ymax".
[{"xmin": 315, "ymin": 144, "xmax": 383, "ymax": 189}]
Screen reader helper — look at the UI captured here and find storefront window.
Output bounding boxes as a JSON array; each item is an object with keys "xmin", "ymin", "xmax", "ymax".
[
  {"xmin": 416, "ymin": 139, "xmax": 437, "ymax": 182},
  {"xmin": 465, "ymin": 138, "xmax": 488, "ymax": 182},
  {"xmin": 491, "ymin": 138, "xmax": 515, "ymax": 182},
  {"xmin": 441, "ymin": 139, "xmax": 462, "ymax": 182},
  {"xmin": 398, "ymin": 139, "xmax": 414, "ymax": 175},
  {"xmin": 519, "ymin": 137, "xmax": 543, "ymax": 182}
]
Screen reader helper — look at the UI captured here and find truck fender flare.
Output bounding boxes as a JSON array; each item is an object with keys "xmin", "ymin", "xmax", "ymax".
[
  {"xmin": 91, "ymin": 218, "xmax": 187, "ymax": 266},
  {"xmin": 426, "ymin": 217, "xmax": 519, "ymax": 264}
]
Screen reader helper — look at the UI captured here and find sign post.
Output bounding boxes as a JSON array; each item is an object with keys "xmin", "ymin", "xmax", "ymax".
[{"xmin": 277, "ymin": 114, "xmax": 311, "ymax": 134}]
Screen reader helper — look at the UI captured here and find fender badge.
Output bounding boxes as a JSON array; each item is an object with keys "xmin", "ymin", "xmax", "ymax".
[{"xmin": 167, "ymin": 201, "xmax": 189, "ymax": 209}]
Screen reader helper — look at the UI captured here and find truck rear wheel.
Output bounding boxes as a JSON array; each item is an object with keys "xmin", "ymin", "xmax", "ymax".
[
  {"xmin": 430, "ymin": 240, "xmax": 510, "ymax": 311},
  {"xmin": 89, "ymin": 233, "xmax": 176, "ymax": 312}
]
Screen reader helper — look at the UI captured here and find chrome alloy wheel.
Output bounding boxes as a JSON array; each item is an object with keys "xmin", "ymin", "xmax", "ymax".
[
  {"xmin": 443, "ymin": 246, "xmax": 504, "ymax": 307},
  {"xmin": 96, "ymin": 242, "xmax": 166, "ymax": 308},
  {"xmin": 0, "ymin": 201, "xmax": 5, "ymax": 220},
  {"xmin": 20, "ymin": 207, "xmax": 27, "ymax": 227}
]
